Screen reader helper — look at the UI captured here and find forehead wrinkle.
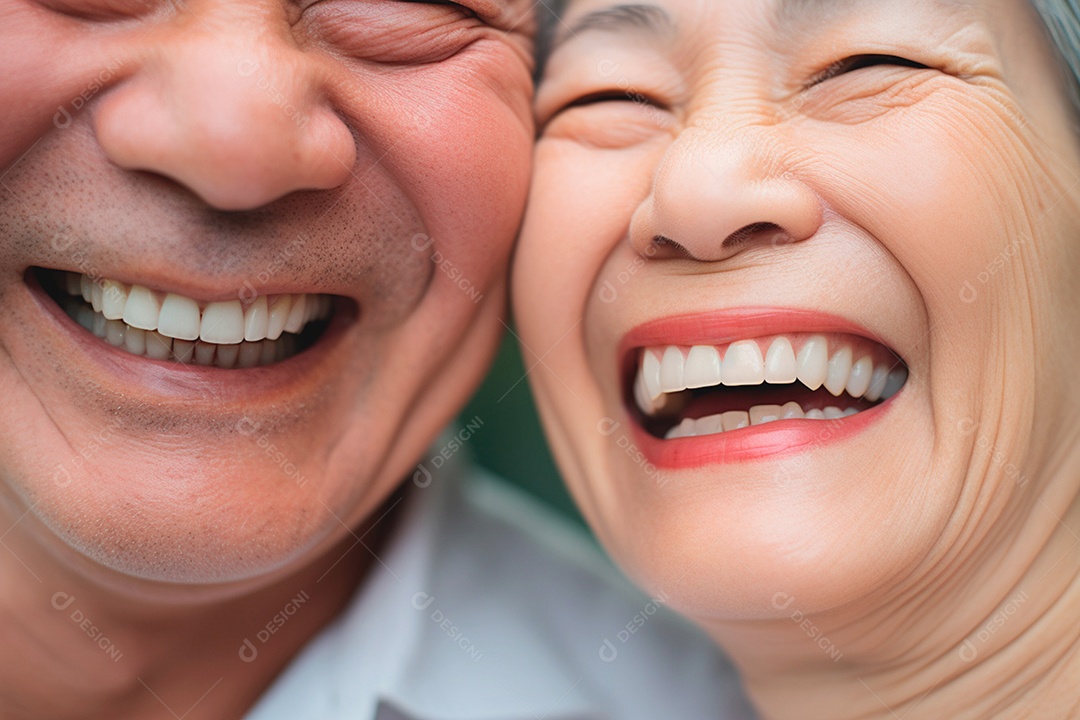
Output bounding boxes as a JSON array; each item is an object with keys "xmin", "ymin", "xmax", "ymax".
[
  {"xmin": 571, "ymin": 3, "xmax": 672, "ymax": 34},
  {"xmin": 778, "ymin": 0, "xmax": 976, "ymax": 23},
  {"xmin": 552, "ymin": 3, "xmax": 673, "ymax": 51}
]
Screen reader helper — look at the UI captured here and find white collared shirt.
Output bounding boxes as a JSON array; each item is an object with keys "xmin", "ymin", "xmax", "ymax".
[{"xmin": 244, "ymin": 452, "xmax": 755, "ymax": 720}]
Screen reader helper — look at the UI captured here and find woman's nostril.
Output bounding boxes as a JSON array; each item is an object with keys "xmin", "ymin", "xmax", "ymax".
[
  {"xmin": 724, "ymin": 222, "xmax": 784, "ymax": 252},
  {"xmin": 649, "ymin": 223, "xmax": 791, "ymax": 262},
  {"xmin": 652, "ymin": 235, "xmax": 695, "ymax": 259}
]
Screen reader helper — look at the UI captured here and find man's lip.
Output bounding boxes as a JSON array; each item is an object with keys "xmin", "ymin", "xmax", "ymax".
[
  {"xmin": 25, "ymin": 269, "xmax": 358, "ymax": 403},
  {"xmin": 617, "ymin": 308, "xmax": 904, "ymax": 468},
  {"xmin": 29, "ymin": 264, "xmax": 341, "ymax": 305}
]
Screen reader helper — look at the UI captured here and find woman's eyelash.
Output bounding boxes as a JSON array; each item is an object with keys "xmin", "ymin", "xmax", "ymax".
[
  {"xmin": 811, "ymin": 54, "xmax": 932, "ymax": 86},
  {"xmin": 564, "ymin": 90, "xmax": 663, "ymax": 110},
  {"xmin": 551, "ymin": 54, "xmax": 929, "ymax": 118}
]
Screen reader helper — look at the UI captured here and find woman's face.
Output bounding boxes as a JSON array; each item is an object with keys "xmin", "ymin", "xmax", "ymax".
[{"xmin": 514, "ymin": 0, "xmax": 1080, "ymax": 622}]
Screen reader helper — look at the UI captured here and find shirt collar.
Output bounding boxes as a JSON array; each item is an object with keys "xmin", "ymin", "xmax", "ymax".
[
  {"xmin": 254, "ymin": 436, "xmax": 603, "ymax": 720},
  {"xmin": 373, "ymin": 449, "xmax": 601, "ymax": 720}
]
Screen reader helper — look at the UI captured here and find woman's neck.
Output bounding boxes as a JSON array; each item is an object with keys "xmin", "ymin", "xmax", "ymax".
[{"xmin": 708, "ymin": 443, "xmax": 1080, "ymax": 720}]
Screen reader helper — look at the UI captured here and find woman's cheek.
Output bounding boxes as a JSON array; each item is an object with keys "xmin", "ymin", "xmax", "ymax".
[
  {"xmin": 526, "ymin": 134, "xmax": 670, "ymax": 301},
  {"xmin": 804, "ymin": 90, "xmax": 1039, "ymax": 308}
]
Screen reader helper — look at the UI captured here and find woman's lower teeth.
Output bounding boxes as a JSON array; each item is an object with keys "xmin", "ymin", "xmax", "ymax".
[{"xmin": 665, "ymin": 404, "xmax": 861, "ymax": 439}]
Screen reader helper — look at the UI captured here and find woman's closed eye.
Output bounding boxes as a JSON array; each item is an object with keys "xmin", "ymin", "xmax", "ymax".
[
  {"xmin": 562, "ymin": 89, "xmax": 667, "ymax": 111},
  {"xmin": 546, "ymin": 55, "xmax": 930, "ymax": 113},
  {"xmin": 538, "ymin": 84, "xmax": 673, "ymax": 143},
  {"xmin": 810, "ymin": 54, "xmax": 933, "ymax": 87}
]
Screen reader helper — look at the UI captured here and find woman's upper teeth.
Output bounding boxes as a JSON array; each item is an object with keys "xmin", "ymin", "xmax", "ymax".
[
  {"xmin": 634, "ymin": 334, "xmax": 907, "ymax": 417},
  {"xmin": 69, "ymin": 272, "xmax": 331, "ymax": 344}
]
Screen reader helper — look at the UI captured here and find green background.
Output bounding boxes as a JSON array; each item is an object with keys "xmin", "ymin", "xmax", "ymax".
[{"xmin": 456, "ymin": 330, "xmax": 585, "ymax": 527}]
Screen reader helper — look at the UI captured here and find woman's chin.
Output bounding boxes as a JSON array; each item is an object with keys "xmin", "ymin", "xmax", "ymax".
[{"xmin": 593, "ymin": 390, "xmax": 952, "ymax": 623}]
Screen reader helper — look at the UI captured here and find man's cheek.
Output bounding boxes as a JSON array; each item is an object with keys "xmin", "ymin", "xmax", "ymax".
[
  {"xmin": 0, "ymin": 13, "xmax": 119, "ymax": 168},
  {"xmin": 399, "ymin": 88, "xmax": 533, "ymax": 282}
]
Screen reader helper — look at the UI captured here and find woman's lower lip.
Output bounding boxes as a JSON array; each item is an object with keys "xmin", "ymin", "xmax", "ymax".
[
  {"xmin": 27, "ymin": 272, "xmax": 355, "ymax": 404},
  {"xmin": 628, "ymin": 401, "xmax": 892, "ymax": 469}
]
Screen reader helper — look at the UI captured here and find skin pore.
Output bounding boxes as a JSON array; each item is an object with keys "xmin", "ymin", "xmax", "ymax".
[
  {"xmin": 0, "ymin": 0, "xmax": 534, "ymax": 718},
  {"xmin": 515, "ymin": 0, "xmax": 1080, "ymax": 717}
]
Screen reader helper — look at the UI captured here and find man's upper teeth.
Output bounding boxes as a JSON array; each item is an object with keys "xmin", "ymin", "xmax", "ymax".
[
  {"xmin": 70, "ymin": 272, "xmax": 331, "ymax": 344},
  {"xmin": 634, "ymin": 335, "xmax": 907, "ymax": 417}
]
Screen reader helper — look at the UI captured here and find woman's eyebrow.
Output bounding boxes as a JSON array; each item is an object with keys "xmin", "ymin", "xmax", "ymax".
[{"xmin": 550, "ymin": 3, "xmax": 674, "ymax": 52}]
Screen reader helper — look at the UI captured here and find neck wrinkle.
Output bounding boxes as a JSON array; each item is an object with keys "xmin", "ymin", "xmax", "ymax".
[
  {"xmin": 0, "ymin": 483, "xmax": 404, "ymax": 720},
  {"xmin": 711, "ymin": 429, "xmax": 1080, "ymax": 720}
]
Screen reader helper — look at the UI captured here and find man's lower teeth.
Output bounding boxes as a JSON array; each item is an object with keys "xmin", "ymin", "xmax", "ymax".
[
  {"xmin": 664, "ymin": 403, "xmax": 860, "ymax": 440},
  {"xmin": 71, "ymin": 302, "xmax": 297, "ymax": 368},
  {"xmin": 51, "ymin": 270, "xmax": 336, "ymax": 367},
  {"xmin": 60, "ymin": 271, "xmax": 332, "ymax": 341}
]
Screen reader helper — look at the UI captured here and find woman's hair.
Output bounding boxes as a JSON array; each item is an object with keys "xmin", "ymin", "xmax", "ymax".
[
  {"xmin": 536, "ymin": 0, "xmax": 567, "ymax": 80},
  {"xmin": 1033, "ymin": 0, "xmax": 1080, "ymax": 110},
  {"xmin": 537, "ymin": 0, "xmax": 1080, "ymax": 112}
]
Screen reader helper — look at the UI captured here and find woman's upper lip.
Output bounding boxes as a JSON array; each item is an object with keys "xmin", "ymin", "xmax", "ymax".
[{"xmin": 619, "ymin": 308, "xmax": 899, "ymax": 359}]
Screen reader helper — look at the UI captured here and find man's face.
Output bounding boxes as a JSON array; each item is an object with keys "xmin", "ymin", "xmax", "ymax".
[{"xmin": 0, "ymin": 0, "xmax": 535, "ymax": 588}]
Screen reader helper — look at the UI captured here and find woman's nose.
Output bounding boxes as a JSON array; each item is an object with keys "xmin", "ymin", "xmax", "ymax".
[
  {"xmin": 630, "ymin": 126, "xmax": 821, "ymax": 262},
  {"xmin": 94, "ymin": 8, "xmax": 356, "ymax": 211}
]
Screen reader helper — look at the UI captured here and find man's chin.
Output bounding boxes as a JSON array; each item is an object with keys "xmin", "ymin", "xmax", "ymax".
[
  {"xmin": 0, "ymin": 427, "xmax": 386, "ymax": 591},
  {"xmin": 0, "ymin": 219, "xmax": 509, "ymax": 591}
]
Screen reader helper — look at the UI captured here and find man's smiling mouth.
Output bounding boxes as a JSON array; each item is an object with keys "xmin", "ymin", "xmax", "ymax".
[
  {"xmin": 35, "ymin": 269, "xmax": 338, "ymax": 368},
  {"xmin": 631, "ymin": 334, "xmax": 908, "ymax": 440}
]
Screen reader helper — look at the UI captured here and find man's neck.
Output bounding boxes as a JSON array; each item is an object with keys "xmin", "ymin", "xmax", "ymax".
[{"xmin": 0, "ymin": 489, "xmax": 404, "ymax": 720}]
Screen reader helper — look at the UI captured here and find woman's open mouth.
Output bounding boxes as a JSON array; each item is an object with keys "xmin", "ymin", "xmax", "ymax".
[
  {"xmin": 629, "ymin": 332, "xmax": 908, "ymax": 440},
  {"xmin": 34, "ymin": 268, "xmax": 343, "ymax": 368}
]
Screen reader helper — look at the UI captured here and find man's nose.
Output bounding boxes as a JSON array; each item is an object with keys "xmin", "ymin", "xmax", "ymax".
[
  {"xmin": 94, "ymin": 9, "xmax": 355, "ymax": 211},
  {"xmin": 630, "ymin": 125, "xmax": 821, "ymax": 262}
]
